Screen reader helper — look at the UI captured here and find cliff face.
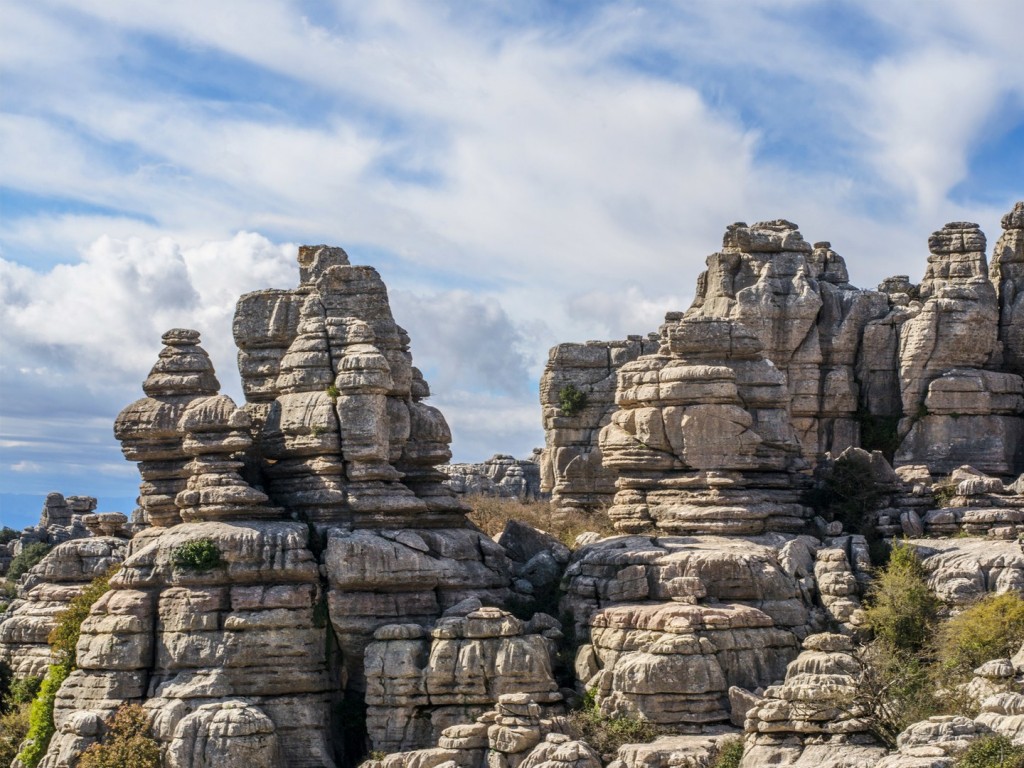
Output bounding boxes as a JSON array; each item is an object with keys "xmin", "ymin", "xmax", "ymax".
[{"xmin": 541, "ymin": 205, "xmax": 1024, "ymax": 514}]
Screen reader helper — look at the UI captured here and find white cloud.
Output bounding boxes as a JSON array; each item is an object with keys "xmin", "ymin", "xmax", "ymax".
[{"xmin": 10, "ymin": 461, "xmax": 43, "ymax": 473}]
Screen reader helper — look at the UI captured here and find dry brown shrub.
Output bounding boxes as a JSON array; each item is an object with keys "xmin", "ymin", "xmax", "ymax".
[{"xmin": 465, "ymin": 496, "xmax": 615, "ymax": 548}]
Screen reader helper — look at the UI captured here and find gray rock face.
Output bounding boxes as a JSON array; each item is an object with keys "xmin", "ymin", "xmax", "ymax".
[
  {"xmin": 993, "ymin": 202, "xmax": 1024, "ymax": 375},
  {"xmin": 598, "ymin": 317, "xmax": 812, "ymax": 536},
  {"xmin": 539, "ymin": 336, "xmax": 660, "ymax": 513},
  {"xmin": 540, "ymin": 204, "xmax": 1024, "ymax": 523},
  {"xmin": 364, "ymin": 607, "xmax": 561, "ymax": 752},
  {"xmin": 687, "ymin": 221, "xmax": 889, "ymax": 461},
  {"xmin": 1, "ymin": 492, "xmax": 98, "ymax": 577},
  {"xmin": 440, "ymin": 453, "xmax": 544, "ymax": 502}
]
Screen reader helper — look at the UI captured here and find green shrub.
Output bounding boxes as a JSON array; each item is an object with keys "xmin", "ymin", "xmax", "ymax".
[
  {"xmin": 937, "ymin": 593, "xmax": 1024, "ymax": 684},
  {"xmin": 171, "ymin": 538, "xmax": 224, "ymax": 571},
  {"xmin": 954, "ymin": 733, "xmax": 1024, "ymax": 768},
  {"xmin": 864, "ymin": 541, "xmax": 940, "ymax": 652},
  {"xmin": 1, "ymin": 667, "xmax": 42, "ymax": 715},
  {"xmin": 7, "ymin": 542, "xmax": 53, "ymax": 581},
  {"xmin": 567, "ymin": 692, "xmax": 660, "ymax": 758},
  {"xmin": 855, "ymin": 639, "xmax": 940, "ymax": 747},
  {"xmin": 77, "ymin": 704, "xmax": 161, "ymax": 768},
  {"xmin": 16, "ymin": 661, "xmax": 70, "ymax": 768},
  {"xmin": 558, "ymin": 384, "xmax": 588, "ymax": 417},
  {"xmin": 0, "ymin": 526, "xmax": 18, "ymax": 545},
  {"xmin": 326, "ymin": 384, "xmax": 340, "ymax": 400},
  {"xmin": 932, "ymin": 483, "xmax": 957, "ymax": 509},
  {"xmin": 712, "ymin": 736, "xmax": 744, "ymax": 768}
]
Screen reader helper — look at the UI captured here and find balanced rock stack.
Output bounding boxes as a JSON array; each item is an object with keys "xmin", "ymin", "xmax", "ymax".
[
  {"xmin": 114, "ymin": 328, "xmax": 222, "ymax": 527},
  {"xmin": 895, "ymin": 221, "xmax": 1024, "ymax": 475},
  {"xmin": 599, "ymin": 317, "xmax": 811, "ymax": 536}
]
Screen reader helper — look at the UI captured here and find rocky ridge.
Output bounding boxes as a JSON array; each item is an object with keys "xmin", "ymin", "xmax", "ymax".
[{"xmin": 5, "ymin": 205, "xmax": 1024, "ymax": 768}]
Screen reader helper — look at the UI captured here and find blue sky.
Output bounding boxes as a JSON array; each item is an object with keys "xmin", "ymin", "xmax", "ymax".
[{"xmin": 1, "ymin": 0, "xmax": 1022, "ymax": 529}]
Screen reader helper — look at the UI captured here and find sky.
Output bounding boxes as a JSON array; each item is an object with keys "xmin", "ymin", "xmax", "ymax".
[{"xmin": 1, "ymin": 0, "xmax": 1022, "ymax": 529}]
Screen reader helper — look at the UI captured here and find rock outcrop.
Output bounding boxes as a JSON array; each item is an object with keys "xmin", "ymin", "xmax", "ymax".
[
  {"xmin": 561, "ymin": 534, "xmax": 826, "ymax": 728},
  {"xmin": 364, "ymin": 606, "xmax": 562, "ymax": 752},
  {"xmin": 539, "ymin": 337, "xmax": 659, "ymax": 513},
  {"xmin": 38, "ymin": 247, "xmax": 516, "ymax": 768},
  {"xmin": 1, "ymin": 493, "xmax": 98, "ymax": 576},
  {"xmin": 598, "ymin": 317, "xmax": 812, "ymax": 536}
]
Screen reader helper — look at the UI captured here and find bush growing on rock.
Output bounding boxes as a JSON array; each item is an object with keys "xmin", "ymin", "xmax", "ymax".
[
  {"xmin": 566, "ymin": 693, "xmax": 660, "ymax": 759},
  {"xmin": 16, "ymin": 567, "xmax": 116, "ymax": 768},
  {"xmin": 7, "ymin": 542, "xmax": 53, "ymax": 582},
  {"xmin": 711, "ymin": 736, "xmax": 745, "ymax": 768},
  {"xmin": 953, "ymin": 733, "xmax": 1024, "ymax": 768},
  {"xmin": 78, "ymin": 704, "xmax": 161, "ymax": 768},
  {"xmin": 171, "ymin": 538, "xmax": 224, "ymax": 571},
  {"xmin": 558, "ymin": 384, "xmax": 588, "ymax": 417},
  {"xmin": 937, "ymin": 592, "xmax": 1024, "ymax": 683},
  {"xmin": 0, "ymin": 701, "xmax": 31, "ymax": 767}
]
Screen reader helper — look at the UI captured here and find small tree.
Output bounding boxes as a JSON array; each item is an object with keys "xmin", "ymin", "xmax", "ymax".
[
  {"xmin": 558, "ymin": 384, "xmax": 588, "ymax": 417},
  {"xmin": 78, "ymin": 704, "xmax": 161, "ymax": 768},
  {"xmin": 937, "ymin": 593, "xmax": 1024, "ymax": 684},
  {"xmin": 863, "ymin": 540, "xmax": 940, "ymax": 652}
]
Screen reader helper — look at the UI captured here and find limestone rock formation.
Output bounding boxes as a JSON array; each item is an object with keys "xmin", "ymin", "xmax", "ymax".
[
  {"xmin": 740, "ymin": 633, "xmax": 886, "ymax": 767},
  {"xmin": 38, "ymin": 246, "xmax": 516, "ymax": 768},
  {"xmin": 686, "ymin": 221, "xmax": 889, "ymax": 460},
  {"xmin": 364, "ymin": 607, "xmax": 562, "ymax": 752},
  {"xmin": 562, "ymin": 535, "xmax": 824, "ymax": 727},
  {"xmin": 993, "ymin": 202, "xmax": 1024, "ymax": 375},
  {"xmin": 440, "ymin": 453, "xmax": 544, "ymax": 502},
  {"xmin": 1, "ymin": 493, "xmax": 97, "ymax": 576},
  {"xmin": 598, "ymin": 317, "xmax": 812, "ymax": 536}
]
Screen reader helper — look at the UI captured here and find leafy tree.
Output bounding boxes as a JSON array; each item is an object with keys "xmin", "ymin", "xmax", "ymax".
[
  {"xmin": 78, "ymin": 704, "xmax": 161, "ymax": 768},
  {"xmin": 863, "ymin": 540, "xmax": 940, "ymax": 652}
]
